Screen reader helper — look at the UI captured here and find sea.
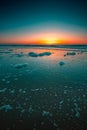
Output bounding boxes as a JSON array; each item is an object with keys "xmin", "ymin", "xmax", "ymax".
[{"xmin": 0, "ymin": 45, "xmax": 87, "ymax": 130}]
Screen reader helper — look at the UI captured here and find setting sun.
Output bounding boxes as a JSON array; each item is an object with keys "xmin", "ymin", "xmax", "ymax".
[{"xmin": 44, "ymin": 37, "xmax": 58, "ymax": 44}]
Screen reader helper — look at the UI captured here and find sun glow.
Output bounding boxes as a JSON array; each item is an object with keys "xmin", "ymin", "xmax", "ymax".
[{"xmin": 44, "ymin": 37, "xmax": 58, "ymax": 44}]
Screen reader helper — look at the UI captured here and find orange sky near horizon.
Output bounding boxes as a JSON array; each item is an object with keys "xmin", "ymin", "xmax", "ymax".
[{"xmin": 0, "ymin": 31, "xmax": 87, "ymax": 45}]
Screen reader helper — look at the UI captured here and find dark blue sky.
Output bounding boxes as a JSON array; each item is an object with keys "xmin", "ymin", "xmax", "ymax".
[{"xmin": 0, "ymin": 0, "xmax": 87, "ymax": 44}]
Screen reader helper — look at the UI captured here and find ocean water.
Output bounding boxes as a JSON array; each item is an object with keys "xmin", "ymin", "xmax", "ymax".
[{"xmin": 0, "ymin": 45, "xmax": 87, "ymax": 130}]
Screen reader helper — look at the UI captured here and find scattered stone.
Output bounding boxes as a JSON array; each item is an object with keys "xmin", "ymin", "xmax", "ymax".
[
  {"xmin": 21, "ymin": 109, "xmax": 25, "ymax": 113},
  {"xmin": 31, "ymin": 88, "xmax": 39, "ymax": 91},
  {"xmin": 14, "ymin": 63, "xmax": 28, "ymax": 69},
  {"xmin": 2, "ymin": 79, "xmax": 6, "ymax": 82},
  {"xmin": 19, "ymin": 89, "xmax": 22, "ymax": 93},
  {"xmin": 16, "ymin": 52, "xmax": 24, "ymax": 57},
  {"xmin": 6, "ymin": 81, "xmax": 10, "ymax": 84},
  {"xmin": 42, "ymin": 111, "xmax": 50, "ymax": 116},
  {"xmin": 59, "ymin": 100, "xmax": 64, "ymax": 104},
  {"xmin": 39, "ymin": 52, "xmax": 52, "ymax": 56},
  {"xmin": 10, "ymin": 89, "xmax": 15, "ymax": 94},
  {"xmin": 75, "ymin": 111, "xmax": 80, "ymax": 118},
  {"xmin": 74, "ymin": 103, "xmax": 80, "ymax": 118},
  {"xmin": 23, "ymin": 90, "xmax": 26, "ymax": 93},
  {"xmin": 28, "ymin": 106, "xmax": 33, "ymax": 113},
  {"xmin": 53, "ymin": 122, "xmax": 58, "ymax": 127},
  {"xmin": 59, "ymin": 61, "xmax": 65, "ymax": 66},
  {"xmin": 66, "ymin": 52, "xmax": 76, "ymax": 56},
  {"xmin": 28, "ymin": 52, "xmax": 52, "ymax": 57},
  {"xmin": 28, "ymin": 52, "xmax": 38, "ymax": 57},
  {"xmin": 0, "ymin": 88, "xmax": 7, "ymax": 93},
  {"xmin": 0, "ymin": 105, "xmax": 13, "ymax": 112}
]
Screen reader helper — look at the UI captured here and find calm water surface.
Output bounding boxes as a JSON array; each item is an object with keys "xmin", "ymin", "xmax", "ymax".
[{"xmin": 0, "ymin": 46, "xmax": 87, "ymax": 130}]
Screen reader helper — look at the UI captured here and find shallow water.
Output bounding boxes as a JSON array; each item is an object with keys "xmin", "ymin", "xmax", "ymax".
[{"xmin": 0, "ymin": 46, "xmax": 87, "ymax": 130}]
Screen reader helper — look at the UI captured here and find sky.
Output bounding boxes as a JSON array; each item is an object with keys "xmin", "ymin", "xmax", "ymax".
[{"xmin": 0, "ymin": 0, "xmax": 87, "ymax": 44}]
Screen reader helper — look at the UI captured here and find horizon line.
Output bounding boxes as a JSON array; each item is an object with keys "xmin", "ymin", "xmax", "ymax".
[{"xmin": 0, "ymin": 44, "xmax": 87, "ymax": 46}]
